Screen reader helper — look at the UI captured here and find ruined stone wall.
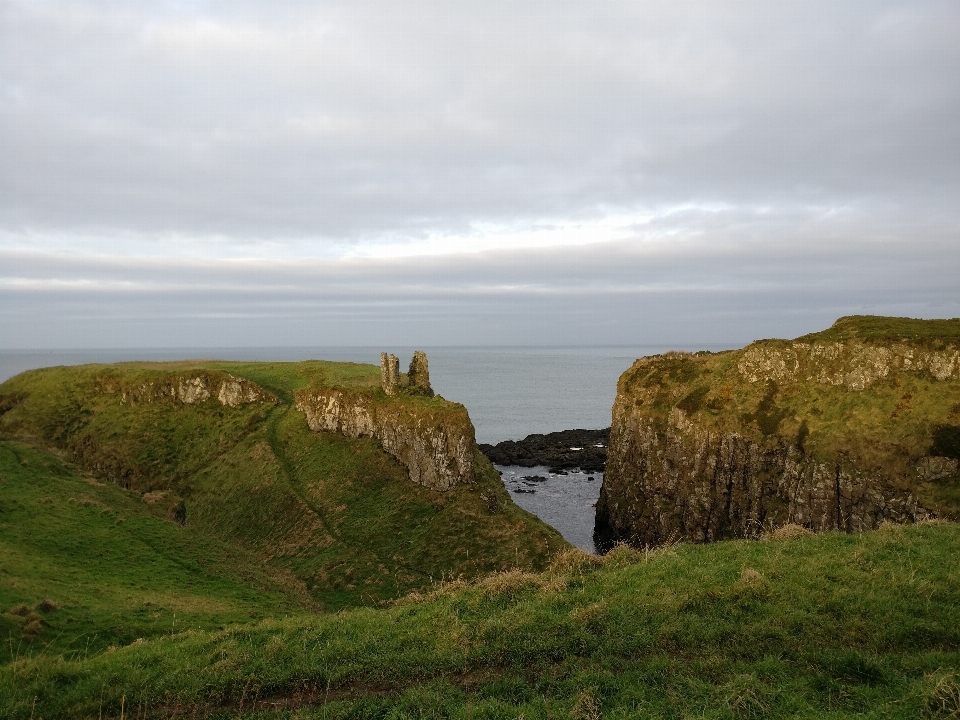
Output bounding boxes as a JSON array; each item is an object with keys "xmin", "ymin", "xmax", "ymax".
[
  {"xmin": 407, "ymin": 351, "xmax": 433, "ymax": 395},
  {"xmin": 295, "ymin": 387, "xmax": 474, "ymax": 491},
  {"xmin": 380, "ymin": 351, "xmax": 433, "ymax": 397},
  {"xmin": 380, "ymin": 353, "xmax": 401, "ymax": 395}
]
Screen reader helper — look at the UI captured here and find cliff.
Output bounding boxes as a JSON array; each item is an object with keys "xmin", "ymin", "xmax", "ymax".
[
  {"xmin": 595, "ymin": 316, "xmax": 960, "ymax": 549},
  {"xmin": 295, "ymin": 387, "xmax": 474, "ymax": 491},
  {"xmin": 0, "ymin": 358, "xmax": 565, "ymax": 611}
]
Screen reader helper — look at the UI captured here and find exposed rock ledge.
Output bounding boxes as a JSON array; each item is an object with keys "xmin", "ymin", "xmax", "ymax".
[
  {"xmin": 295, "ymin": 387, "xmax": 475, "ymax": 491},
  {"xmin": 118, "ymin": 372, "xmax": 275, "ymax": 407}
]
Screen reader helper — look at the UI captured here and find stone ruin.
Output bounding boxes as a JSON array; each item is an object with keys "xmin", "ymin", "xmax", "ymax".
[{"xmin": 380, "ymin": 351, "xmax": 433, "ymax": 397}]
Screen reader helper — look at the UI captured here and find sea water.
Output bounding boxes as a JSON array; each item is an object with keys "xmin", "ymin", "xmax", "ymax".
[{"xmin": 0, "ymin": 344, "xmax": 728, "ymax": 551}]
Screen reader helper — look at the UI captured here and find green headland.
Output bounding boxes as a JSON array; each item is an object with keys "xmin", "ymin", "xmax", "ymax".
[{"xmin": 1, "ymin": 327, "xmax": 959, "ymax": 718}]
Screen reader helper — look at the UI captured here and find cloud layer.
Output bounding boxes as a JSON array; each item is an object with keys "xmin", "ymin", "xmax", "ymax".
[{"xmin": 1, "ymin": 1, "xmax": 958, "ymax": 346}]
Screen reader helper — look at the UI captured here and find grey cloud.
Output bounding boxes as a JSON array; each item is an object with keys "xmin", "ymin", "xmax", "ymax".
[
  {"xmin": 3, "ymin": 218, "xmax": 957, "ymax": 347},
  {"xmin": 2, "ymin": 0, "xmax": 959, "ymax": 245}
]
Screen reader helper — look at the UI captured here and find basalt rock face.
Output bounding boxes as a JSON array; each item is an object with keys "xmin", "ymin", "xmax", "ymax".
[
  {"xmin": 595, "ymin": 316, "xmax": 960, "ymax": 550},
  {"xmin": 480, "ymin": 428, "xmax": 609, "ymax": 473},
  {"xmin": 296, "ymin": 387, "xmax": 474, "ymax": 491}
]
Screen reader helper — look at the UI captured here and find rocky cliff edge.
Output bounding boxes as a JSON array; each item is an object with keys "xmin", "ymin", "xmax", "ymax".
[
  {"xmin": 295, "ymin": 387, "xmax": 475, "ymax": 491},
  {"xmin": 595, "ymin": 316, "xmax": 960, "ymax": 549}
]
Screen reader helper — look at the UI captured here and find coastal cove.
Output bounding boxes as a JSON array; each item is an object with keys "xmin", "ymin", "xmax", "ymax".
[
  {"xmin": 0, "ymin": 346, "xmax": 706, "ymax": 551},
  {"xmin": 0, "ymin": 345, "xmax": 728, "ymax": 444}
]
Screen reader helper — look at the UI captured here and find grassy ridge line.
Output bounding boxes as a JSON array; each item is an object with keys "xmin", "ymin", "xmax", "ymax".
[
  {"xmin": 4, "ymin": 523, "xmax": 959, "ymax": 718},
  {"xmin": 796, "ymin": 315, "xmax": 960, "ymax": 344}
]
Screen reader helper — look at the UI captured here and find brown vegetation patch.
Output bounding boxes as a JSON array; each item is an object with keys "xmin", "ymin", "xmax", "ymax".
[{"xmin": 763, "ymin": 523, "xmax": 815, "ymax": 541}]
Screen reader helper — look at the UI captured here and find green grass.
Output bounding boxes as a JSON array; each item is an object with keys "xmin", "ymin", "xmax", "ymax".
[
  {"xmin": 0, "ymin": 441, "xmax": 304, "ymax": 665},
  {"xmin": 796, "ymin": 315, "xmax": 960, "ymax": 345},
  {"xmin": 0, "ymin": 361, "xmax": 565, "ymax": 614},
  {"xmin": 3, "ymin": 508, "xmax": 958, "ymax": 718},
  {"xmin": 3, "ymin": 356, "xmax": 960, "ymax": 717}
]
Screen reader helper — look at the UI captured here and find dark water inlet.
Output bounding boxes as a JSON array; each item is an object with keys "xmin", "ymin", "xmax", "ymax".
[{"xmin": 496, "ymin": 464, "xmax": 602, "ymax": 553}]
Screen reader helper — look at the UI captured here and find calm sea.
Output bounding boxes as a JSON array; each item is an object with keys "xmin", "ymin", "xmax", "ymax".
[{"xmin": 0, "ymin": 345, "xmax": 730, "ymax": 551}]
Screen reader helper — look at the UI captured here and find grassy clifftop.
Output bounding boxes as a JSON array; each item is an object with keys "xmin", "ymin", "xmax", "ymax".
[
  {"xmin": 597, "ymin": 316, "xmax": 960, "ymax": 548},
  {"xmin": 0, "ymin": 359, "xmax": 565, "ymax": 616}
]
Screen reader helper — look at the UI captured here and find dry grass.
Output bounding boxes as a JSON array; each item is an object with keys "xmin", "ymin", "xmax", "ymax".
[
  {"xmin": 738, "ymin": 567, "xmax": 765, "ymax": 588},
  {"xmin": 477, "ymin": 569, "xmax": 563, "ymax": 599},
  {"xmin": 549, "ymin": 547, "xmax": 604, "ymax": 574},
  {"xmin": 763, "ymin": 523, "xmax": 815, "ymax": 541},
  {"xmin": 878, "ymin": 519, "xmax": 905, "ymax": 533},
  {"xmin": 927, "ymin": 671, "xmax": 960, "ymax": 718},
  {"xmin": 37, "ymin": 598, "xmax": 59, "ymax": 613},
  {"xmin": 570, "ymin": 689, "xmax": 602, "ymax": 720},
  {"xmin": 8, "ymin": 604, "xmax": 30, "ymax": 617}
]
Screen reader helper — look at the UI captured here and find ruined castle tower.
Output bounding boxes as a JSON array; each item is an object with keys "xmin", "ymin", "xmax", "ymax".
[
  {"xmin": 380, "ymin": 351, "xmax": 433, "ymax": 396},
  {"xmin": 408, "ymin": 350, "xmax": 433, "ymax": 396},
  {"xmin": 380, "ymin": 352, "xmax": 400, "ymax": 395}
]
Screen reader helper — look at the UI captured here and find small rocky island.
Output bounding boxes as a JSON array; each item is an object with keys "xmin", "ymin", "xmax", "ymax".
[{"xmin": 479, "ymin": 428, "xmax": 609, "ymax": 473}]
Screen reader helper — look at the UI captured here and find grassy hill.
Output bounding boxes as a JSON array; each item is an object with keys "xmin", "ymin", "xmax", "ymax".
[
  {"xmin": 2, "ymin": 445, "xmax": 958, "ymax": 718},
  {"xmin": 0, "ymin": 359, "xmax": 565, "ymax": 618}
]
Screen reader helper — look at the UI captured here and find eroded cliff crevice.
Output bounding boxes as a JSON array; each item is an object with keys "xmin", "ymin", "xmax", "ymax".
[
  {"xmin": 295, "ymin": 387, "xmax": 474, "ymax": 491},
  {"xmin": 595, "ymin": 316, "xmax": 960, "ymax": 549}
]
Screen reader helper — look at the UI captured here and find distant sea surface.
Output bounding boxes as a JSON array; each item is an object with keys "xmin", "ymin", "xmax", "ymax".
[{"xmin": 0, "ymin": 345, "xmax": 730, "ymax": 443}]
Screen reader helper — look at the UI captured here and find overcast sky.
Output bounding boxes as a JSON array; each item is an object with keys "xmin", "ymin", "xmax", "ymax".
[{"xmin": 1, "ymin": 0, "xmax": 958, "ymax": 348}]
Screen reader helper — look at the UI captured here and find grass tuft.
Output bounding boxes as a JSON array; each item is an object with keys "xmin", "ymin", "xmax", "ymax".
[
  {"xmin": 764, "ymin": 523, "xmax": 815, "ymax": 541},
  {"xmin": 36, "ymin": 599, "xmax": 58, "ymax": 613},
  {"xmin": 927, "ymin": 671, "xmax": 960, "ymax": 718}
]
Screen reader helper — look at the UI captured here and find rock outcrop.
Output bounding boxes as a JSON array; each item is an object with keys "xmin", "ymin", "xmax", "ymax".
[
  {"xmin": 296, "ymin": 387, "xmax": 474, "ymax": 491},
  {"xmin": 595, "ymin": 316, "xmax": 960, "ymax": 550},
  {"xmin": 118, "ymin": 372, "xmax": 275, "ymax": 407},
  {"xmin": 480, "ymin": 428, "xmax": 609, "ymax": 473}
]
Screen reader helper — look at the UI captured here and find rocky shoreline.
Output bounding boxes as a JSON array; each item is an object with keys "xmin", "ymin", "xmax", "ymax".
[{"xmin": 479, "ymin": 428, "xmax": 609, "ymax": 473}]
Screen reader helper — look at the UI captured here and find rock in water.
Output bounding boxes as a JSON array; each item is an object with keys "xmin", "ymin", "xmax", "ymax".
[
  {"xmin": 479, "ymin": 428, "xmax": 609, "ymax": 473},
  {"xmin": 594, "ymin": 316, "xmax": 960, "ymax": 550}
]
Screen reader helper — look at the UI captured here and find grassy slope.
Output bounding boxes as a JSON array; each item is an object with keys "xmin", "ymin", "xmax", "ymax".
[
  {"xmin": 3, "ymin": 500, "xmax": 959, "ymax": 717},
  {"xmin": 0, "ymin": 440, "xmax": 304, "ymax": 665},
  {"xmin": 617, "ymin": 316, "xmax": 960, "ymax": 518},
  {"xmin": 0, "ymin": 360, "xmax": 565, "ymax": 614},
  {"xmin": 795, "ymin": 315, "xmax": 960, "ymax": 344}
]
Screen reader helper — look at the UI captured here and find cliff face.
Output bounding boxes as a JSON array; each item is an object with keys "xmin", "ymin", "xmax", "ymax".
[
  {"xmin": 595, "ymin": 316, "xmax": 960, "ymax": 549},
  {"xmin": 295, "ymin": 387, "xmax": 474, "ymax": 491}
]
